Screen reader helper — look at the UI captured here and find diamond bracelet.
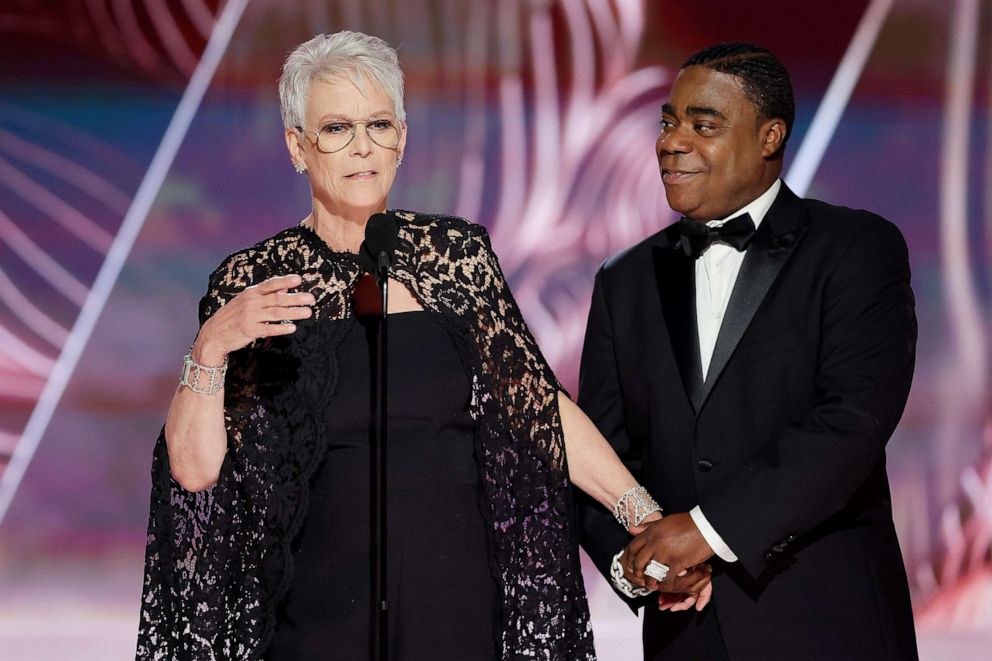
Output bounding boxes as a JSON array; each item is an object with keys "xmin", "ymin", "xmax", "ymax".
[
  {"xmin": 179, "ymin": 349, "xmax": 228, "ymax": 396},
  {"xmin": 613, "ymin": 485, "xmax": 662, "ymax": 530},
  {"xmin": 610, "ymin": 549, "xmax": 654, "ymax": 598}
]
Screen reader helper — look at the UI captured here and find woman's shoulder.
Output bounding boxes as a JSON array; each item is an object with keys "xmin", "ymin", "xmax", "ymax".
[
  {"xmin": 234, "ymin": 225, "xmax": 312, "ymax": 259},
  {"xmin": 208, "ymin": 225, "xmax": 315, "ymax": 288},
  {"xmin": 392, "ymin": 209, "xmax": 491, "ymax": 246}
]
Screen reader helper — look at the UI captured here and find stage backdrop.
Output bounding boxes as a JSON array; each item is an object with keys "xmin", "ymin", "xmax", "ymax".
[{"xmin": 1, "ymin": 1, "xmax": 990, "ymax": 658}]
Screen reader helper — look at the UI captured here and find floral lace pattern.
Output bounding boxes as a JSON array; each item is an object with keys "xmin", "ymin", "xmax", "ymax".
[{"xmin": 137, "ymin": 211, "xmax": 594, "ymax": 660}]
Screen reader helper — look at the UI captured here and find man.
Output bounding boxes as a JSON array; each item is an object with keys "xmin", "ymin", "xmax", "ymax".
[{"xmin": 577, "ymin": 42, "xmax": 918, "ymax": 660}]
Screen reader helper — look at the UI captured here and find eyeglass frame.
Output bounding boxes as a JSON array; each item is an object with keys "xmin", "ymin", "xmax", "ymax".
[{"xmin": 295, "ymin": 116, "xmax": 404, "ymax": 154}]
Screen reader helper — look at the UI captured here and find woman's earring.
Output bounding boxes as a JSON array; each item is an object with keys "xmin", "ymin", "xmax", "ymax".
[
  {"xmin": 294, "ymin": 162, "xmax": 307, "ymax": 174},
  {"xmin": 396, "ymin": 155, "xmax": 403, "ymax": 167}
]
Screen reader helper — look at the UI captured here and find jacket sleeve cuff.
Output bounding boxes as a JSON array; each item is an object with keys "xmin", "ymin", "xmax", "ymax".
[{"xmin": 690, "ymin": 505, "xmax": 738, "ymax": 562}]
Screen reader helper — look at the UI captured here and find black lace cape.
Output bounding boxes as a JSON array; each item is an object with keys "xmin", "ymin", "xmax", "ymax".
[{"xmin": 136, "ymin": 212, "xmax": 595, "ymax": 660}]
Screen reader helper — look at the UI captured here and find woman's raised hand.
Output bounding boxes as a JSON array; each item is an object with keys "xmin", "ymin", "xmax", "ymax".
[{"xmin": 192, "ymin": 274, "xmax": 315, "ymax": 365}]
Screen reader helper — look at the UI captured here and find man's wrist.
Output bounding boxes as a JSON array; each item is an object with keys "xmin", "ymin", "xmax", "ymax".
[
  {"xmin": 689, "ymin": 506, "xmax": 738, "ymax": 563},
  {"xmin": 609, "ymin": 549, "xmax": 653, "ymax": 598}
]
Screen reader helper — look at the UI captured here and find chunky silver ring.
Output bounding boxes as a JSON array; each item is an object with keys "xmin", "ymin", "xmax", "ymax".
[{"xmin": 644, "ymin": 560, "xmax": 670, "ymax": 582}]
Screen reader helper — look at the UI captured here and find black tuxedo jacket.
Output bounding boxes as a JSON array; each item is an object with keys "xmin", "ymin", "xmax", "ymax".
[{"xmin": 577, "ymin": 184, "xmax": 919, "ymax": 660}]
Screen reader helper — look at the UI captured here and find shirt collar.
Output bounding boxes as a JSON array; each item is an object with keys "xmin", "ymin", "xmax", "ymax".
[{"xmin": 707, "ymin": 178, "xmax": 782, "ymax": 229}]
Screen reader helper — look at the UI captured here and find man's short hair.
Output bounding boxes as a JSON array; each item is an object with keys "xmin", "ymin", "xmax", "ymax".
[{"xmin": 683, "ymin": 42, "xmax": 795, "ymax": 148}]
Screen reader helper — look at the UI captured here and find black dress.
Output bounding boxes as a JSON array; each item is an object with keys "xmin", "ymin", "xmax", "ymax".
[
  {"xmin": 139, "ymin": 216, "xmax": 595, "ymax": 659},
  {"xmin": 267, "ymin": 311, "xmax": 501, "ymax": 660}
]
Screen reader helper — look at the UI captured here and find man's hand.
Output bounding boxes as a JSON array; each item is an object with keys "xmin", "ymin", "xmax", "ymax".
[{"xmin": 621, "ymin": 512, "xmax": 715, "ymax": 591}]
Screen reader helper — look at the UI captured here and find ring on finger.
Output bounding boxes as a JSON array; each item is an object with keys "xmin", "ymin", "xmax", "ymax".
[{"xmin": 644, "ymin": 559, "xmax": 670, "ymax": 582}]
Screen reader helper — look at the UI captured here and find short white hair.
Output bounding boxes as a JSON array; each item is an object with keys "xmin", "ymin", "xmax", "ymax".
[{"xmin": 278, "ymin": 31, "xmax": 406, "ymax": 130}]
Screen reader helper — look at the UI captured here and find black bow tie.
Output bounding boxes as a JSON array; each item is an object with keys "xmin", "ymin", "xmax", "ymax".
[{"xmin": 676, "ymin": 213, "xmax": 756, "ymax": 258}]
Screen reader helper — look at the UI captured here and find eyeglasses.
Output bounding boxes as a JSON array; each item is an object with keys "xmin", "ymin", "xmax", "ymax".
[{"xmin": 297, "ymin": 117, "xmax": 402, "ymax": 154}]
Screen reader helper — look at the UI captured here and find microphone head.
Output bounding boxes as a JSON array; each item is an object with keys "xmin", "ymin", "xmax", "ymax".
[
  {"xmin": 359, "ymin": 212, "xmax": 400, "ymax": 274},
  {"xmin": 364, "ymin": 212, "xmax": 400, "ymax": 254}
]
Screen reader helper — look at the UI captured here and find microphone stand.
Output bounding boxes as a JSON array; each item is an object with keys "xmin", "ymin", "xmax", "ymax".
[{"xmin": 371, "ymin": 251, "xmax": 389, "ymax": 661}]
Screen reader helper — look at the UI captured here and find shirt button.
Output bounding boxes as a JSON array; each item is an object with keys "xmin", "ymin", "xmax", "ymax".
[{"xmin": 697, "ymin": 459, "xmax": 714, "ymax": 472}]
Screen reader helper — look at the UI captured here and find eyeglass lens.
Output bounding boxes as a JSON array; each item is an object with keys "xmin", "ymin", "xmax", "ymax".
[{"xmin": 315, "ymin": 119, "xmax": 400, "ymax": 153}]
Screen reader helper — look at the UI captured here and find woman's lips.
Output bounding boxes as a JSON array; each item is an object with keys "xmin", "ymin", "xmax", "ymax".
[
  {"xmin": 346, "ymin": 170, "xmax": 378, "ymax": 179},
  {"xmin": 661, "ymin": 169, "xmax": 701, "ymax": 184}
]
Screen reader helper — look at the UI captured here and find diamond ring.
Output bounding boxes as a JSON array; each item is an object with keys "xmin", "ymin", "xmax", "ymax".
[{"xmin": 644, "ymin": 560, "xmax": 670, "ymax": 582}]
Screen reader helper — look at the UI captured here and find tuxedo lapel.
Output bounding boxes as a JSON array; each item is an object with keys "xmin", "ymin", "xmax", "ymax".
[
  {"xmin": 653, "ymin": 235, "xmax": 704, "ymax": 412},
  {"xmin": 699, "ymin": 184, "xmax": 808, "ymax": 410}
]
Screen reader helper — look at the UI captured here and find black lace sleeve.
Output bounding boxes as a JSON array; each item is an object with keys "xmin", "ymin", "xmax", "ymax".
[
  {"xmin": 448, "ymin": 221, "xmax": 595, "ymax": 658},
  {"xmin": 466, "ymin": 225, "xmax": 568, "ymax": 468},
  {"xmin": 136, "ymin": 248, "xmax": 272, "ymax": 660},
  {"xmin": 137, "ymin": 234, "xmax": 360, "ymax": 660}
]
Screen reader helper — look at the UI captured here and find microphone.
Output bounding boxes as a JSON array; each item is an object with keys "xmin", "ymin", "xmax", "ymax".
[
  {"xmin": 359, "ymin": 212, "xmax": 400, "ymax": 659},
  {"xmin": 359, "ymin": 212, "xmax": 400, "ymax": 284}
]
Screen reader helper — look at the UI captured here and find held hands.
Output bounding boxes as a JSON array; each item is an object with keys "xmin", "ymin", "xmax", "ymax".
[
  {"xmin": 193, "ymin": 274, "xmax": 315, "ymax": 365},
  {"xmin": 654, "ymin": 568, "xmax": 713, "ymax": 612},
  {"xmin": 629, "ymin": 509, "xmax": 663, "ymax": 535},
  {"xmin": 622, "ymin": 512, "xmax": 716, "ymax": 612}
]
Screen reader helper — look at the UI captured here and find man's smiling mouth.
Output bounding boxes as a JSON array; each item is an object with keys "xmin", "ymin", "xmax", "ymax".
[{"xmin": 661, "ymin": 169, "xmax": 701, "ymax": 184}]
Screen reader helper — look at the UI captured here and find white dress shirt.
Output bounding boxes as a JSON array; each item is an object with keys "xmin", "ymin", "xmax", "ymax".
[{"xmin": 688, "ymin": 178, "xmax": 782, "ymax": 563}]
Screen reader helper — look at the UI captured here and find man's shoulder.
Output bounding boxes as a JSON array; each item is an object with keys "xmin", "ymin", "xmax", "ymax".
[
  {"xmin": 800, "ymin": 195, "xmax": 882, "ymax": 224},
  {"xmin": 797, "ymin": 196, "xmax": 906, "ymax": 249},
  {"xmin": 600, "ymin": 224, "xmax": 676, "ymax": 276}
]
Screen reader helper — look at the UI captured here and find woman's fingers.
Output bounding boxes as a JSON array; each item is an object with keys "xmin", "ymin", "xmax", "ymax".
[
  {"xmin": 658, "ymin": 590, "xmax": 704, "ymax": 612},
  {"xmin": 670, "ymin": 595, "xmax": 697, "ymax": 612},
  {"xmin": 695, "ymin": 582, "xmax": 713, "ymax": 611},
  {"xmin": 207, "ymin": 275, "xmax": 314, "ymax": 350},
  {"xmin": 658, "ymin": 592, "xmax": 693, "ymax": 611},
  {"xmin": 268, "ymin": 290, "xmax": 316, "ymax": 308},
  {"xmin": 655, "ymin": 568, "xmax": 714, "ymax": 613},
  {"xmin": 285, "ymin": 305, "xmax": 314, "ymax": 320},
  {"xmin": 683, "ymin": 569, "xmax": 711, "ymax": 595},
  {"xmin": 257, "ymin": 321, "xmax": 297, "ymax": 337},
  {"xmin": 256, "ymin": 274, "xmax": 303, "ymax": 294},
  {"xmin": 264, "ymin": 304, "xmax": 313, "ymax": 322}
]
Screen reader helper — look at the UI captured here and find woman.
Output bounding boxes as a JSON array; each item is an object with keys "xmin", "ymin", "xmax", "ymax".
[{"xmin": 137, "ymin": 31, "xmax": 709, "ymax": 660}]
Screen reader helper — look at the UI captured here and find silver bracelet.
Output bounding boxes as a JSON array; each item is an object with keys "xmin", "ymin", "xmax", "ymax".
[
  {"xmin": 179, "ymin": 349, "xmax": 228, "ymax": 395},
  {"xmin": 613, "ymin": 485, "xmax": 662, "ymax": 530},
  {"xmin": 610, "ymin": 549, "xmax": 653, "ymax": 598}
]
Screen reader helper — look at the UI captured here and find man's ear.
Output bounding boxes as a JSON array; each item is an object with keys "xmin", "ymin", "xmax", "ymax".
[{"xmin": 759, "ymin": 118, "xmax": 787, "ymax": 158}]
